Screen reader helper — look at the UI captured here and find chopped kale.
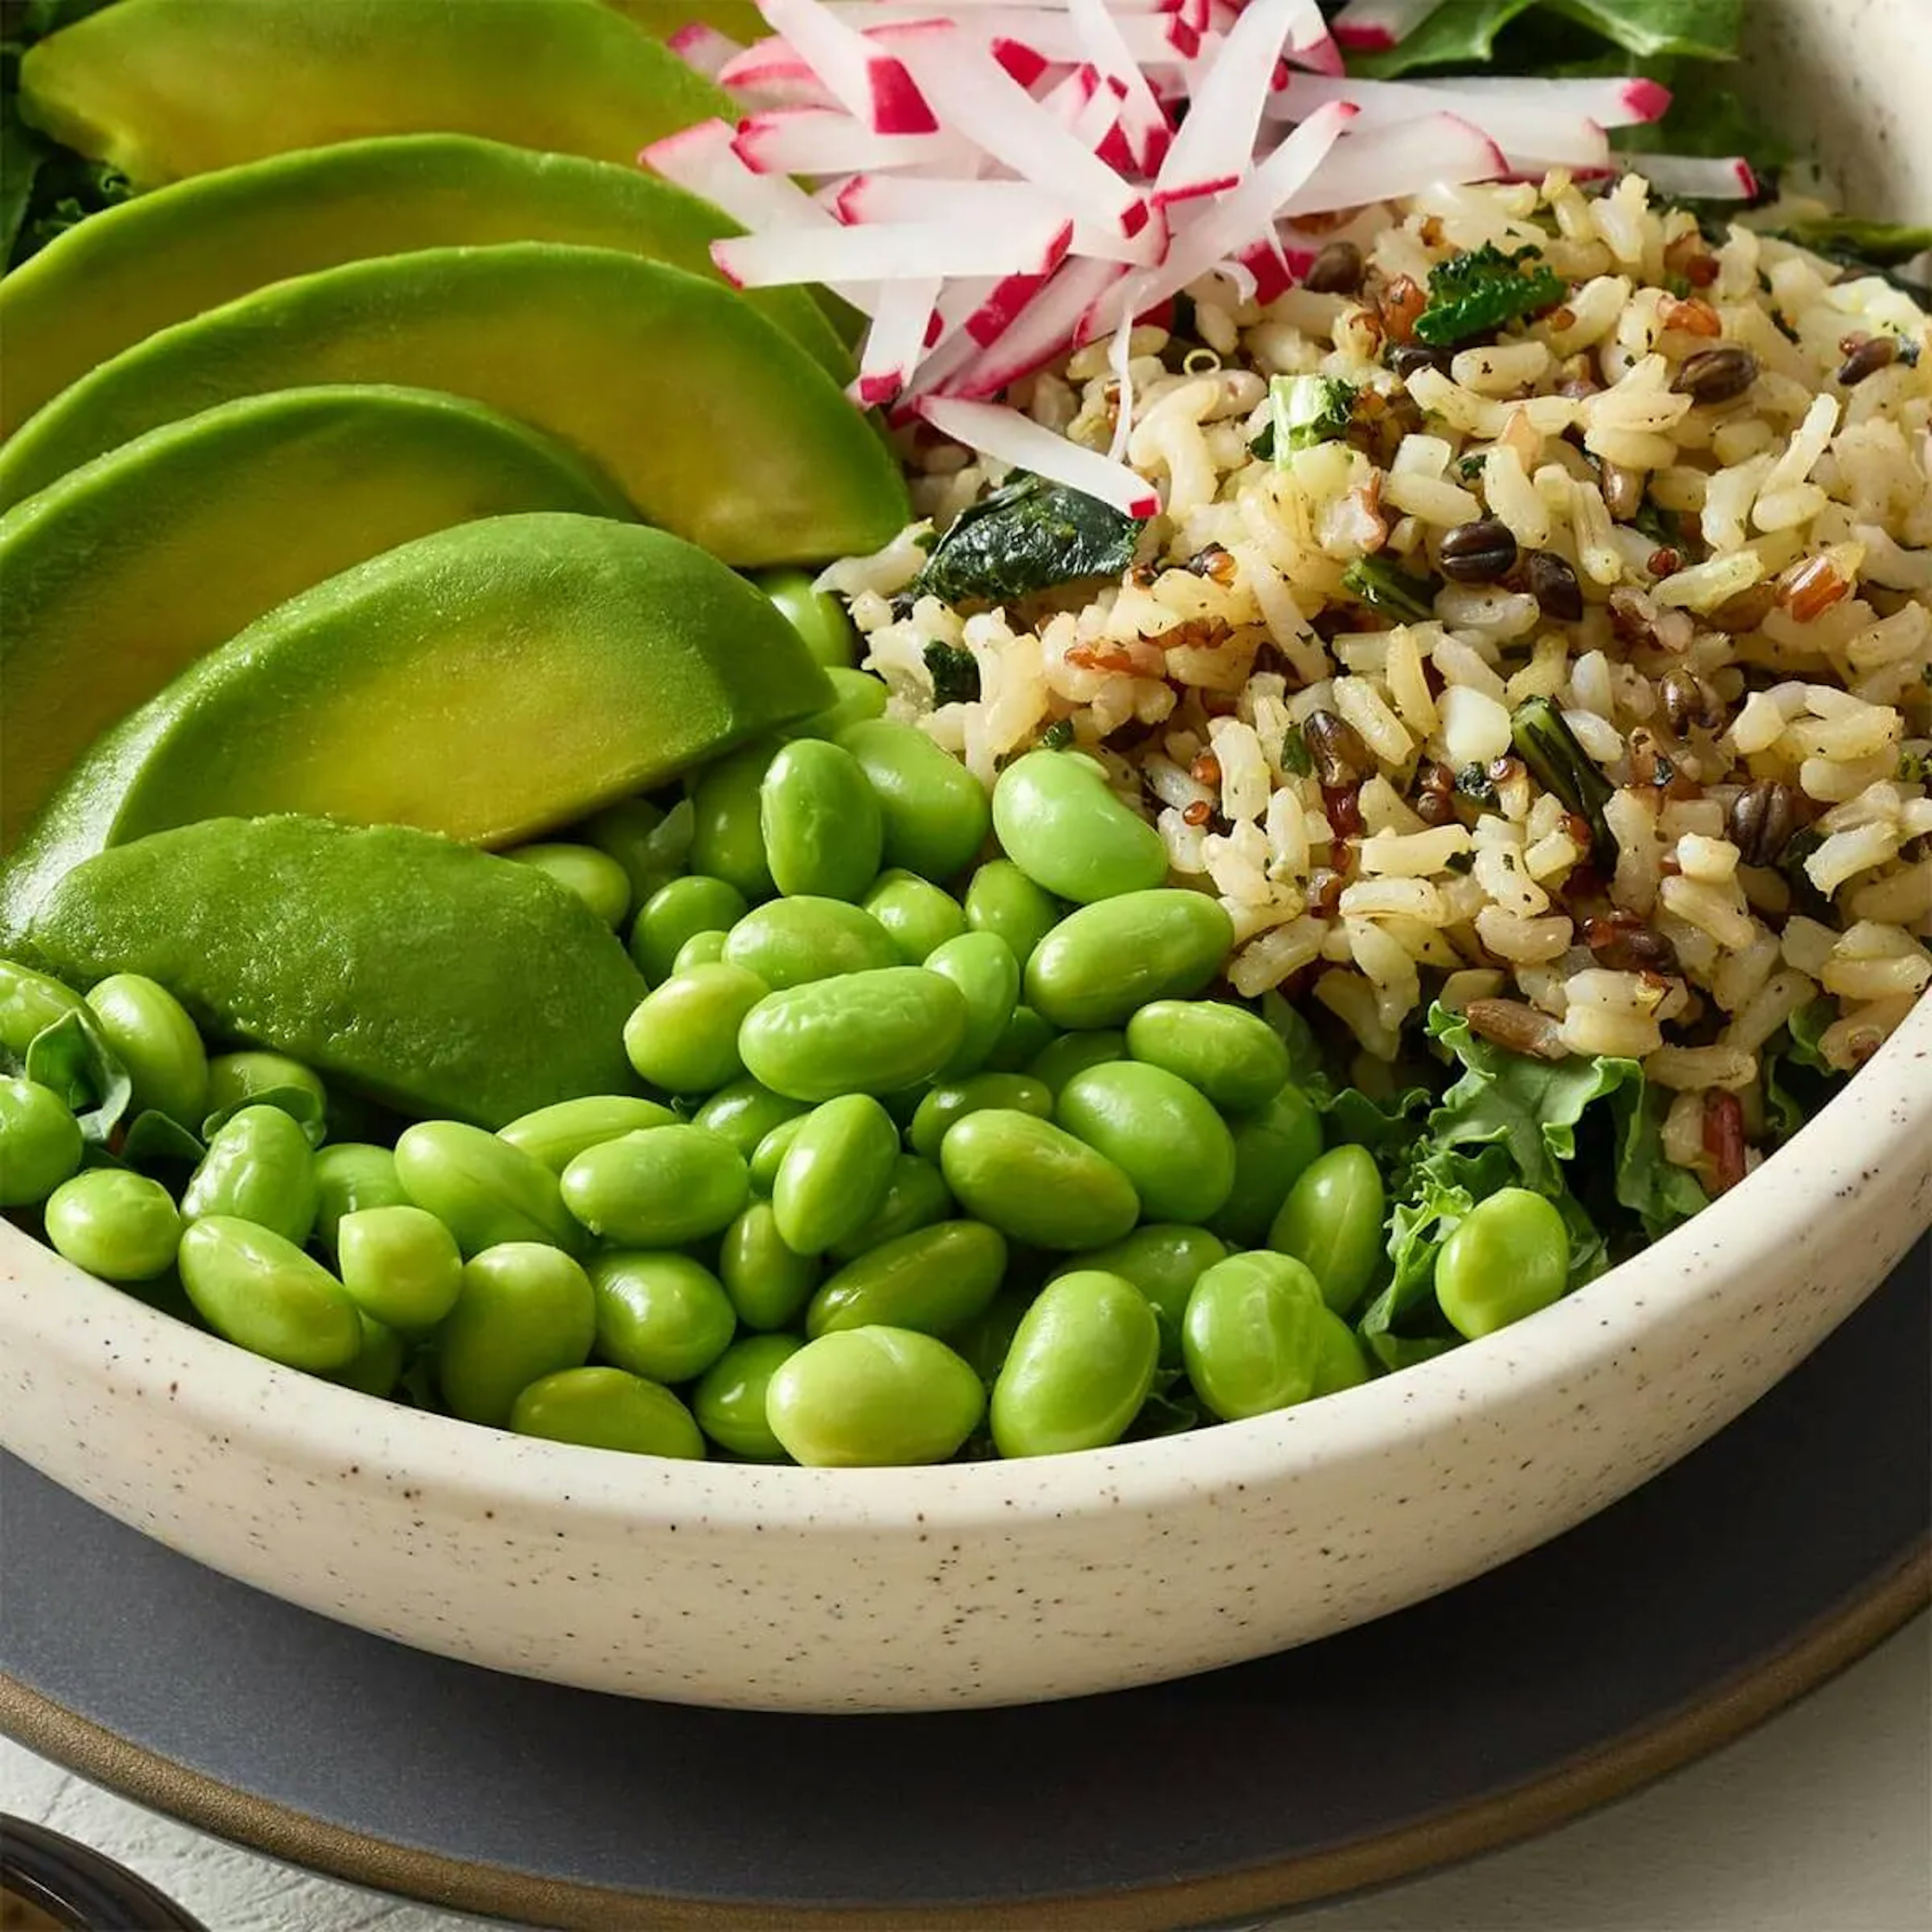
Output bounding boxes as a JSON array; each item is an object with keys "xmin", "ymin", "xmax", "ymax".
[
  {"xmin": 1040, "ymin": 717, "xmax": 1076, "ymax": 751},
  {"xmin": 1454, "ymin": 761, "xmax": 1500, "ymax": 808},
  {"xmin": 1269, "ymin": 373, "xmax": 1355, "ymax": 462},
  {"xmin": 922, "ymin": 639, "xmax": 980, "ymax": 707},
  {"xmin": 1774, "ymin": 217, "xmax": 1932, "ymax": 271},
  {"xmin": 1510, "ymin": 697, "xmax": 1614, "ymax": 857},
  {"xmin": 912, "ymin": 474, "xmax": 1145, "ymax": 606},
  {"xmin": 1341, "ymin": 554, "xmax": 1438, "ymax": 623},
  {"xmin": 1412, "ymin": 245, "xmax": 1567, "ymax": 348},
  {"xmin": 1278, "ymin": 726, "xmax": 1313, "ymax": 778}
]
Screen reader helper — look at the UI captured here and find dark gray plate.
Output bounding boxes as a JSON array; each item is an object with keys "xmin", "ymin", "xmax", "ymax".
[{"xmin": 4, "ymin": 1232, "xmax": 1927, "ymax": 1931}]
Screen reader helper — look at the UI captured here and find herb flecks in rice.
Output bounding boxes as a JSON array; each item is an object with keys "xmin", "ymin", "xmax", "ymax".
[{"xmin": 826, "ymin": 172, "xmax": 1932, "ymax": 1196}]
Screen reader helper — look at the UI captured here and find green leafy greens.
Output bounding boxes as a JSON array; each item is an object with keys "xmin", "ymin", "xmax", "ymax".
[
  {"xmin": 1413, "ymin": 244, "xmax": 1568, "ymax": 347},
  {"xmin": 1269, "ymin": 373, "xmax": 1356, "ymax": 462},
  {"xmin": 1341, "ymin": 553, "xmax": 1438, "ymax": 622},
  {"xmin": 912, "ymin": 474, "xmax": 1145, "ymax": 606}
]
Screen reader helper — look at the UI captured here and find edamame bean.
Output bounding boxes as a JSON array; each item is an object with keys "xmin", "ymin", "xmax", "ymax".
[
  {"xmin": 1267, "ymin": 1144, "xmax": 1385, "ymax": 1316},
  {"xmin": 693, "ymin": 1334, "xmax": 803, "ymax": 1459},
  {"xmin": 807, "ymin": 1220, "xmax": 1007, "ymax": 1339},
  {"xmin": 1181, "ymin": 1252, "xmax": 1325, "ymax": 1421},
  {"xmin": 1311, "ymin": 1306, "xmax": 1373, "ymax": 1396},
  {"xmin": 178, "ymin": 1217, "xmax": 361, "ymax": 1373},
  {"xmin": 964, "ymin": 859, "xmax": 1062, "ymax": 969},
  {"xmin": 688, "ymin": 739, "xmax": 778, "ymax": 900},
  {"xmin": 1125, "ymin": 1000, "xmax": 1291, "ymax": 1113},
  {"xmin": 1057, "ymin": 1062, "xmax": 1236, "ymax": 1224},
  {"xmin": 511, "ymin": 1366, "xmax": 706, "ymax": 1458},
  {"xmin": 773, "ymin": 1093, "xmax": 899, "ymax": 1254},
  {"xmin": 908, "ymin": 1074, "xmax": 1053, "ymax": 1162},
  {"xmin": 938, "ymin": 1110, "xmax": 1139, "ymax": 1250},
  {"xmin": 336, "ymin": 1204, "xmax": 464, "ymax": 1332},
  {"xmin": 1435, "ymin": 1187, "xmax": 1571, "ymax": 1340},
  {"xmin": 183, "ymin": 1104, "xmax": 317, "ymax": 1245},
  {"xmin": 861, "ymin": 870, "xmax": 967, "ymax": 964},
  {"xmin": 991, "ymin": 750, "xmax": 1168, "ymax": 904},
  {"xmin": 673, "ymin": 931, "xmax": 729, "ymax": 972},
  {"xmin": 837, "ymin": 718, "xmax": 991, "ymax": 882},
  {"xmin": 84, "ymin": 974, "xmax": 208, "ymax": 1124},
  {"xmin": 588, "ymin": 1251, "xmax": 737, "ymax": 1384},
  {"xmin": 990, "ymin": 1271, "xmax": 1159, "ymax": 1458},
  {"xmin": 826, "ymin": 1153, "xmax": 952, "ymax": 1261},
  {"xmin": 43, "ymin": 1169, "xmax": 180, "ymax": 1280},
  {"xmin": 739, "ymin": 968, "xmax": 967, "ymax": 1101},
  {"xmin": 204, "ymin": 1051, "xmax": 328, "ymax": 1123},
  {"xmin": 691, "ymin": 1079, "xmax": 810, "ymax": 1161},
  {"xmin": 394, "ymin": 1119, "xmax": 581, "ymax": 1256},
  {"xmin": 332, "ymin": 1311, "xmax": 406, "ymax": 1400},
  {"xmin": 754, "ymin": 568, "xmax": 858, "ymax": 668},
  {"xmin": 629, "ymin": 875, "xmax": 749, "ymax": 984},
  {"xmin": 312, "ymin": 1143, "xmax": 409, "ymax": 1256},
  {"xmin": 621, "ymin": 962, "xmax": 769, "ymax": 1095},
  {"xmin": 1212, "ymin": 1084, "xmax": 1323, "ymax": 1247},
  {"xmin": 720, "ymin": 896, "xmax": 899, "ymax": 990},
  {"xmin": 498, "ymin": 1094, "xmax": 679, "ymax": 1173},
  {"xmin": 0, "ymin": 959, "xmax": 85, "ymax": 1058},
  {"xmin": 1054, "ymin": 1224, "xmax": 1227, "ymax": 1366},
  {"xmin": 788, "ymin": 666, "xmax": 889, "ymax": 741},
  {"xmin": 0, "ymin": 1076, "xmax": 83, "ymax": 1206},
  {"xmin": 1025, "ymin": 891, "xmax": 1234, "ymax": 1029},
  {"xmin": 1026, "ymin": 1028, "xmax": 1126, "ymax": 1094},
  {"xmin": 561, "ymin": 1126, "xmax": 748, "ymax": 1246},
  {"xmin": 981, "ymin": 1003, "xmax": 1056, "ymax": 1073},
  {"xmin": 507, "ymin": 842, "xmax": 631, "ymax": 928},
  {"xmin": 947, "ymin": 1287, "xmax": 1032, "ymax": 1386},
  {"xmin": 582, "ymin": 795, "xmax": 691, "ymax": 907},
  {"xmin": 747, "ymin": 1114, "xmax": 806, "ymax": 1194},
  {"xmin": 759, "ymin": 738, "xmax": 883, "ymax": 902},
  {"xmin": 765, "ymin": 1326, "xmax": 984, "ymax": 1467},
  {"xmin": 436, "ymin": 1242, "xmax": 597, "ymax": 1426},
  {"xmin": 923, "ymin": 931, "xmax": 1019, "ymax": 1077},
  {"xmin": 718, "ymin": 1199, "xmax": 821, "ymax": 1329}
]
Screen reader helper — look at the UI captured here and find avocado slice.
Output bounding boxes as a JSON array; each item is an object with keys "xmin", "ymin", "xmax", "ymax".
[
  {"xmin": 0, "ymin": 135, "xmax": 848, "ymax": 439},
  {"xmin": 0, "ymin": 385, "xmax": 640, "ymax": 855},
  {"xmin": 23, "ymin": 815, "xmax": 647, "ymax": 1129},
  {"xmin": 0, "ymin": 243, "xmax": 909, "ymax": 565},
  {"xmin": 17, "ymin": 0, "xmax": 736, "ymax": 190},
  {"xmin": 0, "ymin": 512, "xmax": 835, "ymax": 942}
]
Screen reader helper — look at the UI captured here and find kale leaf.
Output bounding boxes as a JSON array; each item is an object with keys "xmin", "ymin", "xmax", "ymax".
[
  {"xmin": 22, "ymin": 1008, "xmax": 131, "ymax": 1147},
  {"xmin": 1269, "ymin": 373, "xmax": 1355, "ymax": 462},
  {"xmin": 912, "ymin": 474, "xmax": 1145, "ymax": 605},
  {"xmin": 922, "ymin": 639, "xmax": 980, "ymax": 707},
  {"xmin": 1413, "ymin": 244, "xmax": 1568, "ymax": 347}
]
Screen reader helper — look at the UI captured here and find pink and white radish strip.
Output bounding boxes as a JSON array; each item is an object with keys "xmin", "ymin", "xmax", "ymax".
[
  {"xmin": 1328, "ymin": 0, "xmax": 1445, "ymax": 53},
  {"xmin": 914, "ymin": 395, "xmax": 1160, "ymax": 518},
  {"xmin": 712, "ymin": 213, "xmax": 1072, "ymax": 285}
]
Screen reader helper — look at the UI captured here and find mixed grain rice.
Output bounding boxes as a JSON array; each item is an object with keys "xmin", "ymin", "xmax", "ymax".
[{"xmin": 821, "ymin": 171, "xmax": 1932, "ymax": 1196}]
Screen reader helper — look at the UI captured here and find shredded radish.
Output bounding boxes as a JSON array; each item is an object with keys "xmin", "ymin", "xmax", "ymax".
[
  {"xmin": 916, "ymin": 395, "xmax": 1160, "ymax": 515},
  {"xmin": 1328, "ymin": 0, "xmax": 1443, "ymax": 53},
  {"xmin": 653, "ymin": 0, "xmax": 1750, "ymax": 514}
]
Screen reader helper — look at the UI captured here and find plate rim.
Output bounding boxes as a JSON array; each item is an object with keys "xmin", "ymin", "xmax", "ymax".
[{"xmin": 3, "ymin": 1545, "xmax": 1925, "ymax": 1932}]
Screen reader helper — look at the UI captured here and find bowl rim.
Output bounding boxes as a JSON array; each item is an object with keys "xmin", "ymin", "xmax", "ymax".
[{"xmin": 4, "ymin": 996, "xmax": 1928, "ymax": 1533}]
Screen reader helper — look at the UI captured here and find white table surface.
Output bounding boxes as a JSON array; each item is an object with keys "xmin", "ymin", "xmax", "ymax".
[{"xmin": 4, "ymin": 1615, "xmax": 1927, "ymax": 1932}]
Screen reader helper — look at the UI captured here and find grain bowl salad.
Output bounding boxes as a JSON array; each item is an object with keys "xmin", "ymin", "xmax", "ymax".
[
  {"xmin": 3, "ymin": 0, "xmax": 1927, "ymax": 1458},
  {"xmin": 834, "ymin": 172, "xmax": 1932, "ymax": 1222}
]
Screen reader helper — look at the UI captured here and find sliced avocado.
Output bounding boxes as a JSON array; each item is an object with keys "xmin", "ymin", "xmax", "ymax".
[
  {"xmin": 0, "ymin": 513, "xmax": 834, "ymax": 942},
  {"xmin": 601, "ymin": 0, "xmax": 768, "ymax": 40},
  {"xmin": 0, "ymin": 135, "xmax": 846, "ymax": 437},
  {"xmin": 17, "ymin": 0, "xmax": 735, "ymax": 189},
  {"xmin": 0, "ymin": 385, "xmax": 637, "ymax": 855},
  {"xmin": 23, "ymin": 815, "xmax": 646, "ymax": 1129},
  {"xmin": 0, "ymin": 243, "xmax": 909, "ymax": 565}
]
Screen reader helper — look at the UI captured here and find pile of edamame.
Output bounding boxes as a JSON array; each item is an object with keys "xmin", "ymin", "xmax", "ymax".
[{"xmin": 0, "ymin": 694, "xmax": 1571, "ymax": 1466}]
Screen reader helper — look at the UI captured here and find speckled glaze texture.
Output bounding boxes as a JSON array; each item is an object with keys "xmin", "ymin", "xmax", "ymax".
[{"xmin": 3, "ymin": 0, "xmax": 1929, "ymax": 1713}]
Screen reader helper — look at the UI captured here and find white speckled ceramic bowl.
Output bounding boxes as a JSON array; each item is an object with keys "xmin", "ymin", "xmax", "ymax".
[{"xmin": 3, "ymin": 0, "xmax": 1929, "ymax": 1714}]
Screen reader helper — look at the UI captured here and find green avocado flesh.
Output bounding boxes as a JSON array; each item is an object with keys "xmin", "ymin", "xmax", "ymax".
[
  {"xmin": 24, "ymin": 816, "xmax": 647, "ymax": 1129},
  {"xmin": 0, "ymin": 135, "xmax": 848, "ymax": 439},
  {"xmin": 0, "ymin": 385, "xmax": 637, "ymax": 855},
  {"xmin": 0, "ymin": 513, "xmax": 834, "ymax": 943},
  {"xmin": 0, "ymin": 244, "xmax": 910, "ymax": 565},
  {"xmin": 16, "ymin": 0, "xmax": 736, "ymax": 189}
]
